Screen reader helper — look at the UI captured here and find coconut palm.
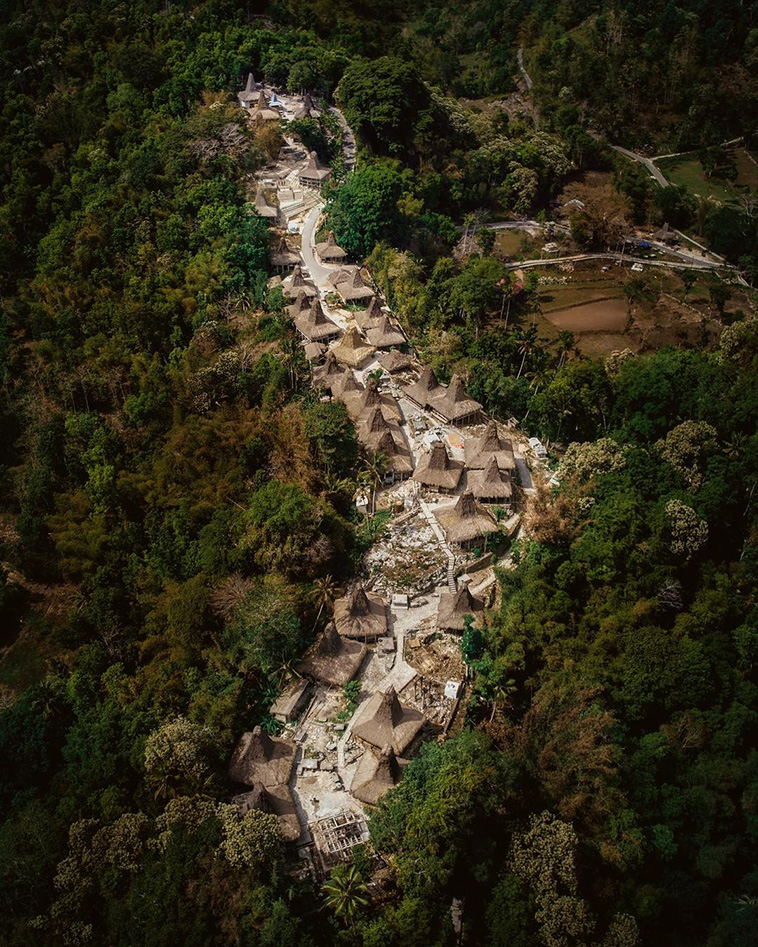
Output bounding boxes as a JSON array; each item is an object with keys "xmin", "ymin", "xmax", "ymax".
[
  {"xmin": 515, "ymin": 324, "xmax": 539, "ymax": 380},
  {"xmin": 489, "ymin": 678, "xmax": 517, "ymax": 722},
  {"xmin": 555, "ymin": 330, "xmax": 575, "ymax": 369},
  {"xmin": 311, "ymin": 574, "xmax": 336, "ymax": 630},
  {"xmin": 322, "ymin": 864, "xmax": 369, "ymax": 926},
  {"xmin": 359, "ymin": 451, "xmax": 388, "ymax": 515}
]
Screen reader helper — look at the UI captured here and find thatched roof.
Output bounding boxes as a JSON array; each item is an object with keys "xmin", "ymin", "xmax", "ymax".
[
  {"xmin": 431, "ymin": 374, "xmax": 482, "ymax": 423},
  {"xmin": 437, "ymin": 583, "xmax": 484, "ymax": 632},
  {"xmin": 435, "ymin": 491, "xmax": 498, "ymax": 546},
  {"xmin": 378, "ymin": 350, "xmax": 412, "ymax": 373},
  {"xmin": 412, "ymin": 441, "xmax": 464, "ymax": 491},
  {"xmin": 366, "ymin": 316, "xmax": 406, "ymax": 349},
  {"xmin": 282, "ymin": 265, "xmax": 317, "ymax": 299},
  {"xmin": 315, "ymin": 231, "xmax": 347, "ymax": 262},
  {"xmin": 328, "ymin": 268, "xmax": 374, "ymax": 303},
  {"xmin": 467, "ymin": 455, "xmax": 513, "ymax": 502},
  {"xmin": 300, "ymin": 151, "xmax": 331, "ymax": 184},
  {"xmin": 294, "ymin": 92, "xmax": 320, "ymax": 120},
  {"xmin": 405, "ymin": 366, "xmax": 442, "ymax": 408},
  {"xmin": 333, "ymin": 584, "xmax": 388, "ymax": 641},
  {"xmin": 351, "ymin": 686, "xmax": 425, "ymax": 756},
  {"xmin": 340, "ymin": 377, "xmax": 401, "ymax": 423},
  {"xmin": 350, "ymin": 745, "xmax": 402, "ymax": 805},
  {"xmin": 464, "ymin": 421, "xmax": 516, "ymax": 470},
  {"xmin": 238, "ymin": 72, "xmax": 259, "ymax": 105},
  {"xmin": 299, "ymin": 621, "xmax": 367, "ymax": 686},
  {"xmin": 287, "ymin": 289, "xmax": 311, "ymax": 318},
  {"xmin": 228, "ymin": 726, "xmax": 296, "ymax": 788},
  {"xmin": 304, "ymin": 341, "xmax": 326, "ymax": 364},
  {"xmin": 232, "ymin": 781, "xmax": 301, "ymax": 842},
  {"xmin": 251, "ymin": 90, "xmax": 281, "ymax": 122},
  {"xmin": 270, "ymin": 235, "xmax": 299, "ymax": 268},
  {"xmin": 254, "ymin": 188, "xmax": 278, "ymax": 219},
  {"xmin": 312, "ymin": 350, "xmax": 346, "ymax": 391},
  {"xmin": 354, "ymin": 297, "xmax": 385, "ymax": 329},
  {"xmin": 332, "ymin": 325, "xmax": 376, "ymax": 367},
  {"xmin": 294, "ymin": 298, "xmax": 340, "ymax": 342},
  {"xmin": 357, "ymin": 409, "xmax": 414, "ymax": 476},
  {"xmin": 331, "ymin": 369, "xmax": 363, "ymax": 397}
]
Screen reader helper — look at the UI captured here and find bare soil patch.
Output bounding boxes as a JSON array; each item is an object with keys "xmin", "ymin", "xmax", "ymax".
[{"xmin": 545, "ymin": 297, "xmax": 629, "ymax": 332}]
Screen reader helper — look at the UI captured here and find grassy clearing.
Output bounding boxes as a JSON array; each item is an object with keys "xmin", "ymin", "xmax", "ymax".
[{"xmin": 656, "ymin": 148, "xmax": 758, "ymax": 202}]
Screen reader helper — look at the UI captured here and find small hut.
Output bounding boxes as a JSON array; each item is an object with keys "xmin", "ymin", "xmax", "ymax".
[
  {"xmin": 357, "ymin": 408, "xmax": 414, "ymax": 479},
  {"xmin": 294, "ymin": 92, "xmax": 320, "ymax": 120},
  {"xmin": 251, "ymin": 90, "xmax": 280, "ymax": 122},
  {"xmin": 350, "ymin": 745, "xmax": 402, "ymax": 805},
  {"xmin": 340, "ymin": 377, "xmax": 401, "ymax": 424},
  {"xmin": 312, "ymin": 350, "xmax": 346, "ymax": 392},
  {"xmin": 354, "ymin": 297, "xmax": 386, "ymax": 330},
  {"xmin": 436, "ymin": 583, "xmax": 484, "ymax": 633},
  {"xmin": 405, "ymin": 366, "xmax": 442, "ymax": 410},
  {"xmin": 286, "ymin": 289, "xmax": 311, "ymax": 319},
  {"xmin": 464, "ymin": 420, "xmax": 516, "ymax": 471},
  {"xmin": 299, "ymin": 151, "xmax": 331, "ymax": 191},
  {"xmin": 270, "ymin": 679, "xmax": 310, "ymax": 723},
  {"xmin": 270, "ymin": 235, "xmax": 299, "ymax": 272},
  {"xmin": 299, "ymin": 621, "xmax": 367, "ymax": 686},
  {"xmin": 331, "ymin": 369, "xmax": 363, "ymax": 398},
  {"xmin": 315, "ymin": 231, "xmax": 347, "ymax": 263},
  {"xmin": 366, "ymin": 316, "xmax": 406, "ymax": 349},
  {"xmin": 351, "ymin": 686, "xmax": 425, "ymax": 756},
  {"xmin": 254, "ymin": 188, "xmax": 278, "ymax": 220},
  {"xmin": 304, "ymin": 341, "xmax": 326, "ymax": 364},
  {"xmin": 435, "ymin": 491, "xmax": 498, "ymax": 549},
  {"xmin": 228, "ymin": 726, "xmax": 296, "ymax": 788},
  {"xmin": 282, "ymin": 265, "xmax": 317, "ymax": 299},
  {"xmin": 332, "ymin": 325, "xmax": 376, "ymax": 368},
  {"xmin": 294, "ymin": 298, "xmax": 341, "ymax": 343},
  {"xmin": 431, "ymin": 374, "xmax": 482, "ymax": 426},
  {"xmin": 232, "ymin": 781, "xmax": 301, "ymax": 842},
  {"xmin": 378, "ymin": 350, "xmax": 412, "ymax": 373},
  {"xmin": 328, "ymin": 268, "xmax": 374, "ymax": 304},
  {"xmin": 333, "ymin": 583, "xmax": 388, "ymax": 641},
  {"xmin": 237, "ymin": 72, "xmax": 260, "ymax": 109},
  {"xmin": 467, "ymin": 455, "xmax": 513, "ymax": 504},
  {"xmin": 412, "ymin": 441, "xmax": 464, "ymax": 494}
]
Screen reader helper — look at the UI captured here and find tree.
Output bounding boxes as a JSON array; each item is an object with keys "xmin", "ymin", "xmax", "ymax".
[
  {"xmin": 143, "ymin": 718, "xmax": 220, "ymax": 800},
  {"xmin": 359, "ymin": 451, "xmax": 389, "ymax": 515},
  {"xmin": 322, "ymin": 863, "xmax": 369, "ymax": 926},
  {"xmin": 326, "ymin": 162, "xmax": 406, "ymax": 258}
]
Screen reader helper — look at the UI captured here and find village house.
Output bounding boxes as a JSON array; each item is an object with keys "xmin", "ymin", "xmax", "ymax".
[
  {"xmin": 436, "ymin": 582, "xmax": 485, "ymax": 633},
  {"xmin": 270, "ymin": 234, "xmax": 299, "ymax": 272},
  {"xmin": 237, "ymin": 72, "xmax": 260, "ymax": 109},
  {"xmin": 294, "ymin": 298, "xmax": 341, "ymax": 343},
  {"xmin": 251, "ymin": 90, "xmax": 281, "ymax": 123},
  {"xmin": 282, "ymin": 264, "xmax": 318, "ymax": 299},
  {"xmin": 431, "ymin": 374, "xmax": 482, "ymax": 426},
  {"xmin": 464, "ymin": 420, "xmax": 516, "ymax": 472},
  {"xmin": 299, "ymin": 151, "xmax": 332, "ymax": 191},
  {"xmin": 315, "ymin": 230, "xmax": 347, "ymax": 263},
  {"xmin": 333, "ymin": 583, "xmax": 388, "ymax": 642},
  {"xmin": 412, "ymin": 441, "xmax": 464, "ymax": 494},
  {"xmin": 357, "ymin": 408, "xmax": 414, "ymax": 480},
  {"xmin": 435, "ymin": 491, "xmax": 499, "ymax": 549},
  {"xmin": 350, "ymin": 745, "xmax": 402, "ymax": 806},
  {"xmin": 299, "ymin": 621, "xmax": 367, "ymax": 687},
  {"xmin": 231, "ymin": 781, "xmax": 301, "ymax": 842},
  {"xmin": 328, "ymin": 268, "xmax": 374, "ymax": 304},
  {"xmin": 312, "ymin": 350, "xmax": 346, "ymax": 393},
  {"xmin": 378, "ymin": 350, "xmax": 412, "ymax": 374},
  {"xmin": 366, "ymin": 316, "xmax": 406, "ymax": 349},
  {"xmin": 353, "ymin": 296, "xmax": 386, "ymax": 330},
  {"xmin": 286, "ymin": 289, "xmax": 311, "ymax": 320},
  {"xmin": 331, "ymin": 324, "xmax": 376, "ymax": 368},
  {"xmin": 303, "ymin": 341, "xmax": 327, "ymax": 365},
  {"xmin": 228, "ymin": 726, "xmax": 296, "ymax": 789},
  {"xmin": 294, "ymin": 91, "xmax": 320, "ymax": 120},
  {"xmin": 351, "ymin": 686, "xmax": 425, "ymax": 756},
  {"xmin": 404, "ymin": 365, "xmax": 443, "ymax": 411},
  {"xmin": 339, "ymin": 377, "xmax": 401, "ymax": 425},
  {"xmin": 467, "ymin": 455, "xmax": 513, "ymax": 505}
]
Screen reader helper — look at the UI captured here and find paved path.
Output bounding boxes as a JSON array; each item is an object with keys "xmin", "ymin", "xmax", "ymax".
[
  {"xmin": 419, "ymin": 499, "xmax": 457, "ymax": 593},
  {"xmin": 507, "ymin": 251, "xmax": 724, "ymax": 272},
  {"xmin": 517, "ymin": 47, "xmax": 533, "ymax": 91},
  {"xmin": 610, "ymin": 145, "xmax": 669, "ymax": 187},
  {"xmin": 300, "ymin": 204, "xmax": 341, "ymax": 287}
]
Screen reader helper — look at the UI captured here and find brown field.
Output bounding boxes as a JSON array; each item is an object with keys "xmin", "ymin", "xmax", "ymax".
[{"xmin": 545, "ymin": 297, "xmax": 629, "ymax": 332}]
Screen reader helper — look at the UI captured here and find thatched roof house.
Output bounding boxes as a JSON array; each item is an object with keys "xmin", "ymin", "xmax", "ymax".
[
  {"xmin": 378, "ymin": 350, "xmax": 412, "ymax": 373},
  {"xmin": 405, "ymin": 366, "xmax": 442, "ymax": 410},
  {"xmin": 412, "ymin": 441, "xmax": 464, "ymax": 494},
  {"xmin": 437, "ymin": 583, "xmax": 484, "ymax": 633},
  {"xmin": 467, "ymin": 455, "xmax": 513, "ymax": 504},
  {"xmin": 350, "ymin": 745, "xmax": 402, "ymax": 805},
  {"xmin": 282, "ymin": 265, "xmax": 317, "ymax": 299},
  {"xmin": 228, "ymin": 726, "xmax": 296, "ymax": 788},
  {"xmin": 270, "ymin": 235, "xmax": 299, "ymax": 271},
  {"xmin": 331, "ymin": 369, "xmax": 363, "ymax": 398},
  {"xmin": 300, "ymin": 151, "xmax": 331, "ymax": 191},
  {"xmin": 294, "ymin": 298, "xmax": 341, "ymax": 343},
  {"xmin": 357, "ymin": 408, "xmax": 414, "ymax": 479},
  {"xmin": 315, "ymin": 231, "xmax": 347, "ymax": 263},
  {"xmin": 254, "ymin": 187, "xmax": 278, "ymax": 220},
  {"xmin": 286, "ymin": 289, "xmax": 311, "ymax": 319},
  {"xmin": 312, "ymin": 350, "xmax": 346, "ymax": 392},
  {"xmin": 328, "ymin": 268, "xmax": 374, "ymax": 303},
  {"xmin": 251, "ymin": 90, "xmax": 281, "ymax": 122},
  {"xmin": 354, "ymin": 297, "xmax": 386, "ymax": 329},
  {"xmin": 270, "ymin": 678, "xmax": 310, "ymax": 723},
  {"xmin": 464, "ymin": 421, "xmax": 516, "ymax": 471},
  {"xmin": 332, "ymin": 325, "xmax": 376, "ymax": 368},
  {"xmin": 232, "ymin": 781, "xmax": 301, "ymax": 842},
  {"xmin": 431, "ymin": 374, "xmax": 482, "ymax": 426},
  {"xmin": 304, "ymin": 341, "xmax": 326, "ymax": 364},
  {"xmin": 366, "ymin": 316, "xmax": 406, "ymax": 349},
  {"xmin": 435, "ymin": 491, "xmax": 498, "ymax": 549},
  {"xmin": 340, "ymin": 377, "xmax": 401, "ymax": 424},
  {"xmin": 294, "ymin": 92, "xmax": 320, "ymax": 120},
  {"xmin": 333, "ymin": 583, "xmax": 388, "ymax": 641},
  {"xmin": 351, "ymin": 686, "xmax": 425, "ymax": 756},
  {"xmin": 238, "ymin": 72, "xmax": 260, "ymax": 108},
  {"xmin": 299, "ymin": 621, "xmax": 367, "ymax": 686}
]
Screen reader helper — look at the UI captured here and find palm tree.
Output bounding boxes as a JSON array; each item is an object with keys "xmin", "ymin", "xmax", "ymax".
[
  {"xmin": 322, "ymin": 864, "xmax": 369, "ymax": 926},
  {"xmin": 489, "ymin": 678, "xmax": 516, "ymax": 722},
  {"xmin": 515, "ymin": 325, "xmax": 539, "ymax": 380},
  {"xmin": 311, "ymin": 574, "xmax": 336, "ymax": 630},
  {"xmin": 555, "ymin": 330, "xmax": 575, "ymax": 369},
  {"xmin": 359, "ymin": 451, "xmax": 388, "ymax": 515},
  {"xmin": 279, "ymin": 335, "xmax": 301, "ymax": 391}
]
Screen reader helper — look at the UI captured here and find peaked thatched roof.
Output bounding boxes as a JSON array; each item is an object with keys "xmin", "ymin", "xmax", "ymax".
[
  {"xmin": 467, "ymin": 455, "xmax": 513, "ymax": 501},
  {"xmin": 294, "ymin": 298, "xmax": 340, "ymax": 342},
  {"xmin": 357, "ymin": 409, "xmax": 414, "ymax": 475},
  {"xmin": 332, "ymin": 325, "xmax": 376, "ymax": 367},
  {"xmin": 431, "ymin": 374, "xmax": 482, "ymax": 423},
  {"xmin": 294, "ymin": 92, "xmax": 320, "ymax": 120},
  {"xmin": 287, "ymin": 289, "xmax": 311, "ymax": 318},
  {"xmin": 315, "ymin": 231, "xmax": 347, "ymax": 261},
  {"xmin": 304, "ymin": 341, "xmax": 326, "ymax": 364},
  {"xmin": 312, "ymin": 350, "xmax": 347, "ymax": 391},
  {"xmin": 437, "ymin": 583, "xmax": 484, "ymax": 632},
  {"xmin": 354, "ymin": 297, "xmax": 385, "ymax": 329},
  {"xmin": 366, "ymin": 316, "xmax": 406, "ymax": 349},
  {"xmin": 254, "ymin": 188, "xmax": 278, "ymax": 219},
  {"xmin": 350, "ymin": 745, "xmax": 402, "ymax": 805},
  {"xmin": 351, "ymin": 686, "xmax": 425, "ymax": 756},
  {"xmin": 270, "ymin": 235, "xmax": 299, "ymax": 267},
  {"xmin": 340, "ymin": 377, "xmax": 400, "ymax": 423},
  {"xmin": 228, "ymin": 726, "xmax": 296, "ymax": 788},
  {"xmin": 333, "ymin": 584, "xmax": 388, "ymax": 640},
  {"xmin": 299, "ymin": 621, "xmax": 367, "ymax": 686},
  {"xmin": 251, "ymin": 89, "xmax": 281, "ymax": 122},
  {"xmin": 412, "ymin": 441, "xmax": 464, "ymax": 491},
  {"xmin": 331, "ymin": 369, "xmax": 363, "ymax": 397},
  {"xmin": 301, "ymin": 151, "xmax": 331, "ymax": 182},
  {"xmin": 405, "ymin": 366, "xmax": 441, "ymax": 408},
  {"xmin": 238, "ymin": 72, "xmax": 259, "ymax": 104},
  {"xmin": 282, "ymin": 265, "xmax": 317, "ymax": 299},
  {"xmin": 232, "ymin": 781, "xmax": 301, "ymax": 842},
  {"xmin": 435, "ymin": 491, "xmax": 498, "ymax": 546},
  {"xmin": 464, "ymin": 421, "xmax": 516, "ymax": 470},
  {"xmin": 378, "ymin": 350, "xmax": 412, "ymax": 373}
]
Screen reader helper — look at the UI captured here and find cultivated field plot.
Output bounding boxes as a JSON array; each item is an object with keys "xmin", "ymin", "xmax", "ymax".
[{"xmin": 657, "ymin": 148, "xmax": 758, "ymax": 202}]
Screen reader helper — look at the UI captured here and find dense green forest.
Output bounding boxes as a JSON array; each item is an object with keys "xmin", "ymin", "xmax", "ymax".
[{"xmin": 1, "ymin": 0, "xmax": 757, "ymax": 944}]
